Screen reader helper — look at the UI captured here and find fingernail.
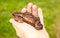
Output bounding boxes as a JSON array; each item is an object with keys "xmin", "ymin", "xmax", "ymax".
[
  {"xmin": 32, "ymin": 5, "xmax": 37, "ymax": 10},
  {"xmin": 9, "ymin": 18, "xmax": 13, "ymax": 23},
  {"xmin": 21, "ymin": 8, "xmax": 27, "ymax": 13},
  {"xmin": 28, "ymin": 3, "xmax": 33, "ymax": 7},
  {"xmin": 38, "ymin": 8, "xmax": 42, "ymax": 12}
]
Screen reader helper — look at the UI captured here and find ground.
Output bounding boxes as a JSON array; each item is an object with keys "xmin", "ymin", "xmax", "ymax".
[{"xmin": 0, "ymin": 0, "xmax": 60, "ymax": 38}]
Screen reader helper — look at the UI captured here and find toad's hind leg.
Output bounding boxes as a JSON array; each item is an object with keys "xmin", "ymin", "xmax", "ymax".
[{"xmin": 18, "ymin": 17, "xmax": 24, "ymax": 23}]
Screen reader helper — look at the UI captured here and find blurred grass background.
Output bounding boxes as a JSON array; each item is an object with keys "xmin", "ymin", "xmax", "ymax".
[{"xmin": 0, "ymin": 0, "xmax": 60, "ymax": 38}]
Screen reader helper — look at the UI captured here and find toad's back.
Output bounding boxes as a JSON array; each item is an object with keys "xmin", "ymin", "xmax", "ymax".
[{"xmin": 13, "ymin": 12, "xmax": 43, "ymax": 30}]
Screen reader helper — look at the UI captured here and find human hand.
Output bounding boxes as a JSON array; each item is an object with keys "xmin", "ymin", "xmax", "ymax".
[{"xmin": 9, "ymin": 3, "xmax": 49, "ymax": 38}]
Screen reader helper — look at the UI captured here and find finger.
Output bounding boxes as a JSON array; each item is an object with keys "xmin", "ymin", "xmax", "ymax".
[
  {"xmin": 32, "ymin": 5, "xmax": 38, "ymax": 17},
  {"xmin": 27, "ymin": 3, "xmax": 33, "ymax": 13},
  {"xmin": 38, "ymin": 8, "xmax": 44, "ymax": 26},
  {"xmin": 21, "ymin": 8, "xmax": 27, "ymax": 13}
]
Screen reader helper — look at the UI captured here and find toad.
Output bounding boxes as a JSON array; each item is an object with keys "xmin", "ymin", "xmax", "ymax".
[{"xmin": 12, "ymin": 12, "xmax": 43, "ymax": 30}]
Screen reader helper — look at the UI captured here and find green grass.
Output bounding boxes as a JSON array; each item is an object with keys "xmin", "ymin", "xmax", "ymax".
[{"xmin": 0, "ymin": 0, "xmax": 60, "ymax": 38}]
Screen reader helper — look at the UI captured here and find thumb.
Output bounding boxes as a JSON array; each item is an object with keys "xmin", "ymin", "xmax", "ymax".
[{"xmin": 9, "ymin": 18, "xmax": 22, "ymax": 28}]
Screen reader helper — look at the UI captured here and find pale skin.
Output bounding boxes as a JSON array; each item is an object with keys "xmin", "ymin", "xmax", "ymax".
[{"xmin": 9, "ymin": 3, "xmax": 49, "ymax": 38}]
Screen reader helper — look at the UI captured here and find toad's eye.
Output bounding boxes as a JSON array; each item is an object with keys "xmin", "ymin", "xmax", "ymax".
[
  {"xmin": 18, "ymin": 16, "xmax": 21, "ymax": 17},
  {"xmin": 17, "ymin": 16, "xmax": 23, "ymax": 18}
]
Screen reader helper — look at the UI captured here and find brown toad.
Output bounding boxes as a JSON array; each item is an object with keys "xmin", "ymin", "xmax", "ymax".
[{"xmin": 12, "ymin": 12, "xmax": 43, "ymax": 30}]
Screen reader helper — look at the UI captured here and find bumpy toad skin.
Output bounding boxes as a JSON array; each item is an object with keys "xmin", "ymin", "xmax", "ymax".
[{"xmin": 13, "ymin": 12, "xmax": 43, "ymax": 30}]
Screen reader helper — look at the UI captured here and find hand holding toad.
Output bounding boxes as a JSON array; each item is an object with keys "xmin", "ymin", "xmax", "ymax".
[{"xmin": 9, "ymin": 3, "xmax": 49, "ymax": 38}]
